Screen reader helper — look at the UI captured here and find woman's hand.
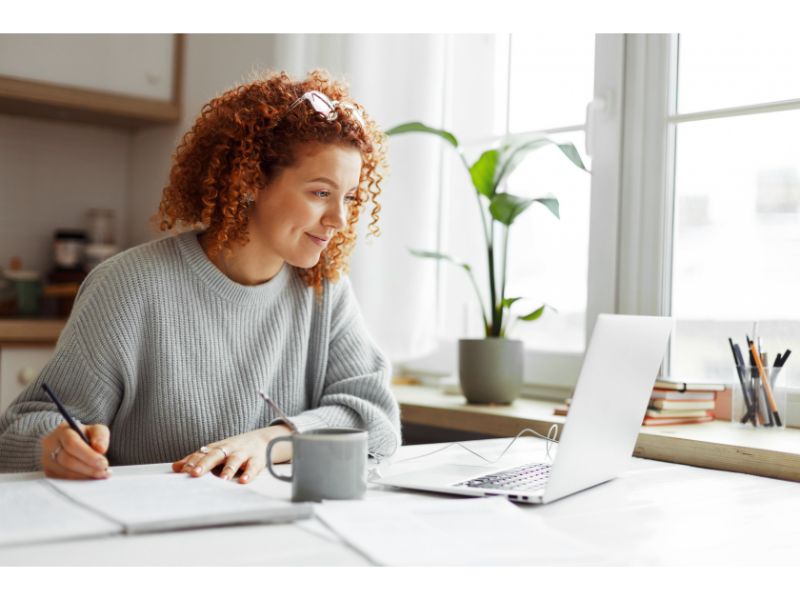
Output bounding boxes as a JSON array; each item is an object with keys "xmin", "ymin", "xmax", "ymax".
[
  {"xmin": 171, "ymin": 424, "xmax": 293, "ymax": 484},
  {"xmin": 41, "ymin": 421, "xmax": 111, "ymax": 480}
]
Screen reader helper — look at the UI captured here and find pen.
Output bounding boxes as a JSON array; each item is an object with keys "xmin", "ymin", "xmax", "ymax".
[
  {"xmin": 761, "ymin": 352, "xmax": 774, "ymax": 426},
  {"xmin": 770, "ymin": 350, "xmax": 789, "ymax": 403},
  {"xmin": 40, "ymin": 382, "xmax": 91, "ymax": 445},
  {"xmin": 258, "ymin": 389, "xmax": 298, "ymax": 433},
  {"xmin": 747, "ymin": 338, "xmax": 761, "ymax": 424},
  {"xmin": 729, "ymin": 339, "xmax": 756, "ymax": 426},
  {"xmin": 747, "ymin": 336, "xmax": 782, "ymax": 427},
  {"xmin": 735, "ymin": 343, "xmax": 758, "ymax": 426},
  {"xmin": 736, "ymin": 343, "xmax": 758, "ymax": 426}
]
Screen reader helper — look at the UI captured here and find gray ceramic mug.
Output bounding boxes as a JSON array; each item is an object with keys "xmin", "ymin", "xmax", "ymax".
[{"xmin": 266, "ymin": 428, "xmax": 368, "ymax": 502}]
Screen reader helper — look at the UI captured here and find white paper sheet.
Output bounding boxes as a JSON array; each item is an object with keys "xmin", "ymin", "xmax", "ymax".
[
  {"xmin": 0, "ymin": 479, "xmax": 120, "ymax": 547},
  {"xmin": 314, "ymin": 494, "xmax": 608, "ymax": 566},
  {"xmin": 48, "ymin": 472, "xmax": 311, "ymax": 534}
]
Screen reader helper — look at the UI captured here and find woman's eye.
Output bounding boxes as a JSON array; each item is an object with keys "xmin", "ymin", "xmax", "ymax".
[
  {"xmin": 313, "ymin": 190, "xmax": 330, "ymax": 199},
  {"xmin": 344, "ymin": 195, "xmax": 357, "ymax": 204}
]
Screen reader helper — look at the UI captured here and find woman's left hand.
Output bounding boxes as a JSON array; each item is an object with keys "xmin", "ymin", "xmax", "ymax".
[{"xmin": 171, "ymin": 424, "xmax": 293, "ymax": 484}]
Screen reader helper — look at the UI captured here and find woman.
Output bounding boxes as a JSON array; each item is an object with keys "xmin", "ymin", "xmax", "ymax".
[{"xmin": 0, "ymin": 69, "xmax": 401, "ymax": 483}]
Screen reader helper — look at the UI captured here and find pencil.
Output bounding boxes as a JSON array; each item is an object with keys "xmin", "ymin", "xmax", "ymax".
[
  {"xmin": 747, "ymin": 337, "xmax": 782, "ymax": 427},
  {"xmin": 41, "ymin": 383, "xmax": 91, "ymax": 445},
  {"xmin": 258, "ymin": 389, "xmax": 298, "ymax": 433},
  {"xmin": 729, "ymin": 338, "xmax": 756, "ymax": 426}
]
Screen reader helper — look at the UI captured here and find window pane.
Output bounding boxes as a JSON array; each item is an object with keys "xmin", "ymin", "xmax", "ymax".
[
  {"xmin": 503, "ymin": 131, "xmax": 590, "ymax": 353},
  {"xmin": 508, "ymin": 34, "xmax": 595, "ymax": 132},
  {"xmin": 678, "ymin": 34, "xmax": 800, "ymax": 114},
  {"xmin": 671, "ymin": 110, "xmax": 800, "ymax": 387}
]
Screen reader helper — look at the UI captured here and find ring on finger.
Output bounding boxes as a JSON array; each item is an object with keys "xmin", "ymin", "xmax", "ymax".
[
  {"xmin": 185, "ymin": 462, "xmax": 196, "ymax": 469},
  {"xmin": 50, "ymin": 442, "xmax": 63, "ymax": 463},
  {"xmin": 216, "ymin": 447, "xmax": 229, "ymax": 458},
  {"xmin": 199, "ymin": 446, "xmax": 210, "ymax": 455}
]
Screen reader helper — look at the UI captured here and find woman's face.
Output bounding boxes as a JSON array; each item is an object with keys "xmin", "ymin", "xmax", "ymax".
[{"xmin": 249, "ymin": 142, "xmax": 362, "ymax": 270}]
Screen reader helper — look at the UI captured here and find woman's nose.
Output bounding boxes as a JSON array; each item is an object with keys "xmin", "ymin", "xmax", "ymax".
[{"xmin": 324, "ymin": 199, "xmax": 348, "ymax": 230}]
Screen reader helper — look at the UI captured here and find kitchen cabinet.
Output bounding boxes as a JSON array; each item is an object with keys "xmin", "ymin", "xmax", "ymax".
[
  {"xmin": 0, "ymin": 319, "xmax": 64, "ymax": 417},
  {"xmin": 0, "ymin": 34, "xmax": 183, "ymax": 129},
  {"xmin": 0, "ymin": 344, "xmax": 55, "ymax": 416}
]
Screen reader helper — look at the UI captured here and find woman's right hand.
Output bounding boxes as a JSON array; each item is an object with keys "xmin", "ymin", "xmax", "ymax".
[{"xmin": 41, "ymin": 421, "xmax": 112, "ymax": 479}]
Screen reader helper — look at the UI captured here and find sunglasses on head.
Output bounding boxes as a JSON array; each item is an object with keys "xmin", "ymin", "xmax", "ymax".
[{"xmin": 285, "ymin": 90, "xmax": 366, "ymax": 129}]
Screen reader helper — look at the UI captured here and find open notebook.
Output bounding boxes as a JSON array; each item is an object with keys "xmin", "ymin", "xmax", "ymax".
[{"xmin": 0, "ymin": 472, "xmax": 312, "ymax": 547}]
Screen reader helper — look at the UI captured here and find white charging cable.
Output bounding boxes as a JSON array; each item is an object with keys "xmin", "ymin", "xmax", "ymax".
[{"xmin": 368, "ymin": 425, "xmax": 560, "ymax": 482}]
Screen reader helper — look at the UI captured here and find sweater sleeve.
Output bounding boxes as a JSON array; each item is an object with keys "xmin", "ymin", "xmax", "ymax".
[
  {"xmin": 278, "ymin": 276, "xmax": 402, "ymax": 458},
  {"xmin": 0, "ymin": 266, "xmax": 126, "ymax": 473}
]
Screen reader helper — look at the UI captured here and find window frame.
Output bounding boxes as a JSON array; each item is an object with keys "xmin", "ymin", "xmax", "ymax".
[
  {"xmin": 401, "ymin": 34, "xmax": 627, "ymax": 397},
  {"xmin": 622, "ymin": 33, "xmax": 800, "ymax": 425},
  {"xmin": 617, "ymin": 34, "xmax": 678, "ymax": 368}
]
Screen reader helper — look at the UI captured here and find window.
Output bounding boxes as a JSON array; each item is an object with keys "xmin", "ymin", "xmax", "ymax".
[
  {"xmin": 403, "ymin": 34, "xmax": 624, "ymax": 391},
  {"xmin": 503, "ymin": 34, "xmax": 595, "ymax": 354},
  {"xmin": 406, "ymin": 34, "xmax": 800, "ymax": 414},
  {"xmin": 670, "ymin": 35, "xmax": 800, "ymax": 388}
]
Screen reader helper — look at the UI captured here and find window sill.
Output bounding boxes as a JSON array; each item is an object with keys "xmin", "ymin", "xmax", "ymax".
[{"xmin": 393, "ymin": 383, "xmax": 800, "ymax": 482}]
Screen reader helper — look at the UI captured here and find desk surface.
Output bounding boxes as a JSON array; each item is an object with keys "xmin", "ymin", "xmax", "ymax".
[{"xmin": 1, "ymin": 437, "xmax": 799, "ymax": 566}]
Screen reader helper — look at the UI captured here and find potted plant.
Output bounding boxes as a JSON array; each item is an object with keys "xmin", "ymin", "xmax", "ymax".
[{"xmin": 386, "ymin": 122, "xmax": 588, "ymax": 404}]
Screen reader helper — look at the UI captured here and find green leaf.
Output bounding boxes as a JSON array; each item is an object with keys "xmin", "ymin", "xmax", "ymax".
[
  {"xmin": 469, "ymin": 150, "xmax": 499, "ymax": 199},
  {"xmin": 493, "ymin": 137, "xmax": 587, "ymax": 194},
  {"xmin": 519, "ymin": 304, "xmax": 547, "ymax": 321},
  {"xmin": 409, "ymin": 248, "xmax": 471, "ymax": 271},
  {"xmin": 535, "ymin": 195, "xmax": 560, "ymax": 219},
  {"xmin": 490, "ymin": 193, "xmax": 560, "ymax": 225},
  {"xmin": 556, "ymin": 142, "xmax": 587, "ymax": 171},
  {"xmin": 493, "ymin": 138, "xmax": 550, "ymax": 192},
  {"xmin": 489, "ymin": 193, "xmax": 534, "ymax": 225},
  {"xmin": 501, "ymin": 297, "xmax": 523, "ymax": 309},
  {"xmin": 385, "ymin": 122, "xmax": 459, "ymax": 148}
]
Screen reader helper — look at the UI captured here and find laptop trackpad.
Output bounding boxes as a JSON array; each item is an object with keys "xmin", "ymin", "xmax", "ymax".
[{"xmin": 377, "ymin": 464, "xmax": 498, "ymax": 487}]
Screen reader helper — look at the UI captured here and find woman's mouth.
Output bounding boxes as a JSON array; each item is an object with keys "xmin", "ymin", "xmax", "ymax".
[{"xmin": 306, "ymin": 233, "xmax": 329, "ymax": 247}]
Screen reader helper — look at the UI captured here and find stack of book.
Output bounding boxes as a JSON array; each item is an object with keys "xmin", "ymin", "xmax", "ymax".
[{"xmin": 643, "ymin": 379, "xmax": 726, "ymax": 426}]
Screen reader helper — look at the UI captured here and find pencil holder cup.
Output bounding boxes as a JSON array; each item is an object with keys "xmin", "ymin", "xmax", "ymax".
[{"xmin": 732, "ymin": 366, "xmax": 786, "ymax": 428}]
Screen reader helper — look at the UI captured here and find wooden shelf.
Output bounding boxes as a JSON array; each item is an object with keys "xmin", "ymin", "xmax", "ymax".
[
  {"xmin": 394, "ymin": 384, "xmax": 800, "ymax": 482},
  {"xmin": 0, "ymin": 319, "xmax": 66, "ymax": 344}
]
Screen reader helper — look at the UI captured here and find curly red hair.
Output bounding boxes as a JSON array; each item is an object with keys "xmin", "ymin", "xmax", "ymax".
[{"xmin": 157, "ymin": 69, "xmax": 387, "ymax": 292}]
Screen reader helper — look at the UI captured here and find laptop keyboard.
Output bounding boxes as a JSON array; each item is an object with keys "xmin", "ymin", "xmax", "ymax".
[{"xmin": 454, "ymin": 462, "xmax": 552, "ymax": 491}]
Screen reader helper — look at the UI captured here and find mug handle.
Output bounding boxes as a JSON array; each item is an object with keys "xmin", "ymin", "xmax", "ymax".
[{"xmin": 266, "ymin": 435, "xmax": 293, "ymax": 482}]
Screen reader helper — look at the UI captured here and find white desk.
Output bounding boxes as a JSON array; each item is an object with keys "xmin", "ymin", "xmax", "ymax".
[{"xmin": 2, "ymin": 437, "xmax": 799, "ymax": 566}]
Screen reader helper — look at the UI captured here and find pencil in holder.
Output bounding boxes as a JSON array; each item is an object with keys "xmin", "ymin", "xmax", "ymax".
[{"xmin": 732, "ymin": 366, "xmax": 786, "ymax": 428}]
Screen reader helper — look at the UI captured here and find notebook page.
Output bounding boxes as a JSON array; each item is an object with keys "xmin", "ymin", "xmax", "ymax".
[
  {"xmin": 315, "ymin": 495, "xmax": 608, "ymax": 566},
  {"xmin": 0, "ymin": 479, "xmax": 121, "ymax": 547},
  {"xmin": 49, "ymin": 472, "xmax": 311, "ymax": 534}
]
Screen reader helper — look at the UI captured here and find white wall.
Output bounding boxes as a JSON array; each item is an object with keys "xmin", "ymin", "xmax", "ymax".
[{"xmin": 0, "ymin": 114, "xmax": 130, "ymax": 274}]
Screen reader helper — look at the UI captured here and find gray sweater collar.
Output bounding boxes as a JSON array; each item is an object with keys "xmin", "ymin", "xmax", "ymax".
[{"xmin": 176, "ymin": 231, "xmax": 291, "ymax": 305}]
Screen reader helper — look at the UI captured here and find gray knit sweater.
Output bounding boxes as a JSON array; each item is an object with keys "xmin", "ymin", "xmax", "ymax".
[{"xmin": 0, "ymin": 231, "xmax": 401, "ymax": 472}]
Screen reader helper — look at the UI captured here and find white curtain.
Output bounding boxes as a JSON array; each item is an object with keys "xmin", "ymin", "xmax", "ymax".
[{"xmin": 272, "ymin": 34, "xmax": 447, "ymax": 363}]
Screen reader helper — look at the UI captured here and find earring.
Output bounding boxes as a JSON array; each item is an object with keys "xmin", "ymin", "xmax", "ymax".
[{"xmin": 240, "ymin": 192, "xmax": 255, "ymax": 206}]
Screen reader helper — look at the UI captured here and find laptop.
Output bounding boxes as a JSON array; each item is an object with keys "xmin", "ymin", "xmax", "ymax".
[{"xmin": 377, "ymin": 314, "xmax": 673, "ymax": 504}]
